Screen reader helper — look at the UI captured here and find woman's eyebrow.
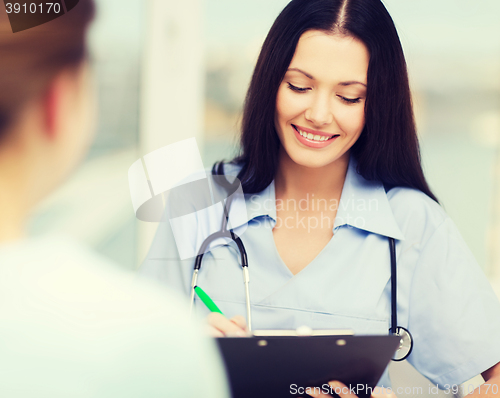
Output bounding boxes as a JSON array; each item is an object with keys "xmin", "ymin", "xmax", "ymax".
[
  {"xmin": 287, "ymin": 69, "xmax": 367, "ymax": 88},
  {"xmin": 287, "ymin": 68, "xmax": 314, "ymax": 79},
  {"xmin": 339, "ymin": 81, "xmax": 367, "ymax": 87}
]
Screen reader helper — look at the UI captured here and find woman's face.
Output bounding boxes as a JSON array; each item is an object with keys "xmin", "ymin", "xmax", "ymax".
[{"xmin": 275, "ymin": 30, "xmax": 369, "ymax": 168}]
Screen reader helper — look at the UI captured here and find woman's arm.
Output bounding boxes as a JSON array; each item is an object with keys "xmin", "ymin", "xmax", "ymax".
[
  {"xmin": 483, "ymin": 361, "xmax": 500, "ymax": 381},
  {"xmin": 464, "ymin": 362, "xmax": 500, "ymax": 397}
]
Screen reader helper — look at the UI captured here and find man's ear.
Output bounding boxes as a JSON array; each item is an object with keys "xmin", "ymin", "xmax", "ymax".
[{"xmin": 41, "ymin": 72, "xmax": 69, "ymax": 140}]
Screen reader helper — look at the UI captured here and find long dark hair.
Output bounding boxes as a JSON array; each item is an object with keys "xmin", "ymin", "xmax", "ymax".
[{"xmin": 218, "ymin": 0, "xmax": 438, "ymax": 203}]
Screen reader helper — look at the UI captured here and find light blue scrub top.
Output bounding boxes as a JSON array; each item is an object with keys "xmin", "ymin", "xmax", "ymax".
[{"xmin": 140, "ymin": 155, "xmax": 500, "ymax": 388}]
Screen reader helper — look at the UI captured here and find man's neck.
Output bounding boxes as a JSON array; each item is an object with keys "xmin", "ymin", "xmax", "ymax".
[{"xmin": 0, "ymin": 161, "xmax": 32, "ymax": 243}]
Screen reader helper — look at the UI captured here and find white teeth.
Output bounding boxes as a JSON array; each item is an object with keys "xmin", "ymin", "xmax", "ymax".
[{"xmin": 297, "ymin": 127, "xmax": 333, "ymax": 142}]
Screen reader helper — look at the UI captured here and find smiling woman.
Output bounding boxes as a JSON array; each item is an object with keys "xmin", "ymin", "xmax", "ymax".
[
  {"xmin": 275, "ymin": 32, "xmax": 368, "ymax": 165},
  {"xmin": 139, "ymin": 0, "xmax": 500, "ymax": 396},
  {"xmin": 229, "ymin": 0, "xmax": 437, "ymax": 202}
]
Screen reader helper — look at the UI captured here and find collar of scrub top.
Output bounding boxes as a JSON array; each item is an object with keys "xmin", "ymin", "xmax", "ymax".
[
  {"xmin": 228, "ymin": 156, "xmax": 406, "ymax": 242},
  {"xmin": 169, "ymin": 156, "xmax": 405, "ymax": 260}
]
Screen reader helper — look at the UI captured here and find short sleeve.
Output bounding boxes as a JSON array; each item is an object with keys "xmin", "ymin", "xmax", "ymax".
[{"xmin": 407, "ymin": 217, "xmax": 500, "ymax": 386}]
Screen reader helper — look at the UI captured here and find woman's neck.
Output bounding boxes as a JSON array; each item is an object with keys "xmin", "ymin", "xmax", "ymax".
[{"xmin": 274, "ymin": 148, "xmax": 350, "ymax": 201}]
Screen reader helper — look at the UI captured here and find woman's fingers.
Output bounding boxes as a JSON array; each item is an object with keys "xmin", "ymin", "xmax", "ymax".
[
  {"xmin": 372, "ymin": 386, "xmax": 397, "ymax": 398},
  {"xmin": 304, "ymin": 383, "xmax": 343, "ymax": 397},
  {"xmin": 206, "ymin": 312, "xmax": 247, "ymax": 337},
  {"xmin": 229, "ymin": 315, "xmax": 248, "ymax": 332},
  {"xmin": 205, "ymin": 324, "xmax": 224, "ymax": 337},
  {"xmin": 321, "ymin": 381, "xmax": 358, "ymax": 397},
  {"xmin": 306, "ymin": 389, "xmax": 333, "ymax": 397},
  {"xmin": 307, "ymin": 381, "xmax": 397, "ymax": 398},
  {"xmin": 292, "ymin": 381, "xmax": 398, "ymax": 398},
  {"xmin": 310, "ymin": 381, "xmax": 397, "ymax": 398}
]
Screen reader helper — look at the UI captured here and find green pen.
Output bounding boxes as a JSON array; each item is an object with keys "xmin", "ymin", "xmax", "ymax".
[{"xmin": 194, "ymin": 286, "xmax": 224, "ymax": 315}]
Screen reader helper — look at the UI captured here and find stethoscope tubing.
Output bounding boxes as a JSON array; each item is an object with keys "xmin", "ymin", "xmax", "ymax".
[
  {"xmin": 389, "ymin": 237, "xmax": 398, "ymax": 334},
  {"xmin": 190, "ymin": 192, "xmax": 252, "ymax": 331},
  {"xmin": 388, "ymin": 237, "xmax": 413, "ymax": 361}
]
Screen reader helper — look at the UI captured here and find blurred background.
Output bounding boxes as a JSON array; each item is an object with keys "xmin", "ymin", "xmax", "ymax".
[
  {"xmin": 28, "ymin": 1, "xmax": 500, "ymax": 393},
  {"xmin": 29, "ymin": 0, "xmax": 500, "ymax": 285}
]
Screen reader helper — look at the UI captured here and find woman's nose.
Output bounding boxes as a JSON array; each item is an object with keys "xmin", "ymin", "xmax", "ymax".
[{"xmin": 304, "ymin": 94, "xmax": 334, "ymax": 127}]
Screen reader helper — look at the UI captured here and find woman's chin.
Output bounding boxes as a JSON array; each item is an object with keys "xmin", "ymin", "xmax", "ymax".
[{"xmin": 288, "ymin": 151, "xmax": 341, "ymax": 169}]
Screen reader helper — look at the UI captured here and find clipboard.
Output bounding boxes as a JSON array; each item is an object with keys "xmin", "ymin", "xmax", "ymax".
[{"xmin": 216, "ymin": 334, "xmax": 400, "ymax": 398}]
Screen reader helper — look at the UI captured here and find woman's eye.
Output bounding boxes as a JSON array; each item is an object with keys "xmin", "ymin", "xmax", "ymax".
[
  {"xmin": 338, "ymin": 95, "xmax": 362, "ymax": 104},
  {"xmin": 287, "ymin": 83, "xmax": 310, "ymax": 93}
]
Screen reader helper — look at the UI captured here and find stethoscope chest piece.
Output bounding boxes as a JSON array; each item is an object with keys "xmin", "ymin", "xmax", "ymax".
[{"xmin": 391, "ymin": 326, "xmax": 413, "ymax": 361}]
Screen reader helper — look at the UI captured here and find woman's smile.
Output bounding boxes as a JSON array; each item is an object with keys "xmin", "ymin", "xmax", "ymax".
[{"xmin": 292, "ymin": 124, "xmax": 340, "ymax": 148}]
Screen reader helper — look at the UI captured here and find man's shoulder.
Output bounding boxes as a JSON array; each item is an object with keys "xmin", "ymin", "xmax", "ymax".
[
  {"xmin": 0, "ymin": 236, "xmax": 230, "ymax": 397},
  {"xmin": 1, "ymin": 235, "xmax": 191, "ymax": 325}
]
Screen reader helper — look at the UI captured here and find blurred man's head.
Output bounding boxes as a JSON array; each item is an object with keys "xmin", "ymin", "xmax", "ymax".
[{"xmin": 0, "ymin": 1, "xmax": 95, "ymax": 210}]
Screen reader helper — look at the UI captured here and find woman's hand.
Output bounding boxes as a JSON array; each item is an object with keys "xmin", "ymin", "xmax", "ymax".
[
  {"xmin": 306, "ymin": 381, "xmax": 397, "ymax": 398},
  {"xmin": 205, "ymin": 312, "xmax": 249, "ymax": 337}
]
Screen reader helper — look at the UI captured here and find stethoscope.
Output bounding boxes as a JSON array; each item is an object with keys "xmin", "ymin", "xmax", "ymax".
[{"xmin": 189, "ymin": 165, "xmax": 413, "ymax": 361}]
